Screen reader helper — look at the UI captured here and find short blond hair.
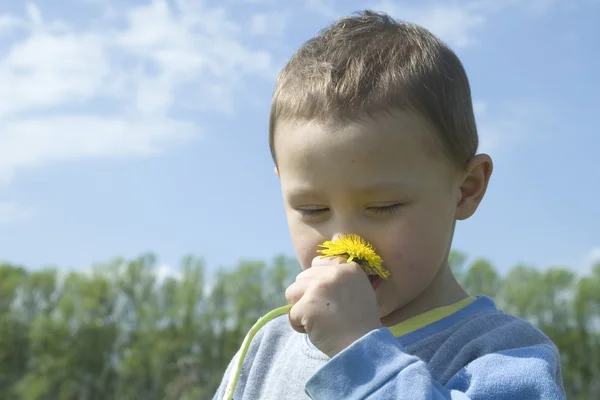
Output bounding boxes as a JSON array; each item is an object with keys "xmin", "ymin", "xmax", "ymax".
[{"xmin": 269, "ymin": 10, "xmax": 478, "ymax": 166}]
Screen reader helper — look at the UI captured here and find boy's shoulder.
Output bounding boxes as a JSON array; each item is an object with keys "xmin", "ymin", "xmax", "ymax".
[
  {"xmin": 403, "ymin": 296, "xmax": 562, "ymax": 388},
  {"xmin": 212, "ymin": 314, "xmax": 321, "ymax": 400},
  {"xmin": 410, "ymin": 296, "xmax": 559, "ymax": 357},
  {"xmin": 445, "ymin": 297, "xmax": 557, "ymax": 351},
  {"xmin": 242, "ymin": 295, "xmax": 560, "ymax": 379},
  {"xmin": 252, "ymin": 295, "xmax": 556, "ymax": 354},
  {"xmin": 214, "ymin": 297, "xmax": 564, "ymax": 399}
]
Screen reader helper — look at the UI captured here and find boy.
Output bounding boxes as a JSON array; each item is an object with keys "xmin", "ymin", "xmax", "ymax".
[{"xmin": 213, "ymin": 10, "xmax": 565, "ymax": 399}]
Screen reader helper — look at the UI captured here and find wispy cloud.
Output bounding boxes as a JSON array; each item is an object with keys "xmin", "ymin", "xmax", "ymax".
[
  {"xmin": 370, "ymin": 0, "xmax": 574, "ymax": 49},
  {"xmin": 583, "ymin": 247, "xmax": 600, "ymax": 272},
  {"xmin": 0, "ymin": 1, "xmax": 276, "ymax": 186},
  {"xmin": 306, "ymin": 0, "xmax": 339, "ymax": 18},
  {"xmin": 0, "ymin": 202, "xmax": 35, "ymax": 224},
  {"xmin": 548, "ymin": 247, "xmax": 600, "ymax": 276},
  {"xmin": 373, "ymin": 1, "xmax": 485, "ymax": 48},
  {"xmin": 473, "ymin": 100, "xmax": 550, "ymax": 154},
  {"xmin": 155, "ymin": 263, "xmax": 183, "ymax": 283},
  {"xmin": 247, "ymin": 11, "xmax": 289, "ymax": 38}
]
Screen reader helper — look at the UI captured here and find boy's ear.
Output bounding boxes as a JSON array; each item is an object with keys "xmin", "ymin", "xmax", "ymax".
[{"xmin": 455, "ymin": 154, "xmax": 493, "ymax": 220}]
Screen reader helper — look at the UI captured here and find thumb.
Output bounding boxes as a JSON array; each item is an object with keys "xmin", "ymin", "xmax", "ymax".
[{"xmin": 311, "ymin": 255, "xmax": 346, "ymax": 267}]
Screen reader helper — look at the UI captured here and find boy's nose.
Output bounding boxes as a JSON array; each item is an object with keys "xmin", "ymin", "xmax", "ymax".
[
  {"xmin": 327, "ymin": 216, "xmax": 364, "ymax": 242},
  {"xmin": 330, "ymin": 230, "xmax": 359, "ymax": 242},
  {"xmin": 330, "ymin": 232, "xmax": 344, "ymax": 241}
]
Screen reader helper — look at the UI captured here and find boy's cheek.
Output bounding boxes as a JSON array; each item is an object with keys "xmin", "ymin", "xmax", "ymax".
[
  {"xmin": 288, "ymin": 225, "xmax": 321, "ymax": 270},
  {"xmin": 376, "ymin": 228, "xmax": 439, "ymax": 285},
  {"xmin": 375, "ymin": 227, "xmax": 413, "ymax": 268}
]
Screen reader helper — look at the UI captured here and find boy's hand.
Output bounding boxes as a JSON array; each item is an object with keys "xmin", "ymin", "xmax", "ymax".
[{"xmin": 285, "ymin": 256, "xmax": 383, "ymax": 358}]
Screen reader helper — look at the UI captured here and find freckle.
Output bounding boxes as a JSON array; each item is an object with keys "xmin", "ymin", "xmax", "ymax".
[{"xmin": 326, "ymin": 302, "xmax": 330, "ymax": 306}]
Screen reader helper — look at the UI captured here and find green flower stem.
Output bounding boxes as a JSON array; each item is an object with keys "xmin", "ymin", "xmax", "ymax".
[{"xmin": 223, "ymin": 303, "xmax": 293, "ymax": 400}]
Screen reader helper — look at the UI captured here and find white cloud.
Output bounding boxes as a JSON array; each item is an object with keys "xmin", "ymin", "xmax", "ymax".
[
  {"xmin": 307, "ymin": 0, "xmax": 339, "ymax": 18},
  {"xmin": 0, "ymin": 1, "xmax": 276, "ymax": 186},
  {"xmin": 550, "ymin": 247, "xmax": 600, "ymax": 277},
  {"xmin": 373, "ymin": 1, "xmax": 486, "ymax": 48},
  {"xmin": 472, "ymin": 101, "xmax": 487, "ymax": 116},
  {"xmin": 0, "ymin": 14, "xmax": 25, "ymax": 31},
  {"xmin": 0, "ymin": 116, "xmax": 196, "ymax": 184},
  {"xmin": 0, "ymin": 202, "xmax": 35, "ymax": 224},
  {"xmin": 584, "ymin": 248, "xmax": 600, "ymax": 270},
  {"xmin": 0, "ymin": 30, "xmax": 110, "ymax": 117},
  {"xmin": 155, "ymin": 264, "xmax": 183, "ymax": 283},
  {"xmin": 473, "ymin": 100, "xmax": 549, "ymax": 154},
  {"xmin": 473, "ymin": 101, "xmax": 508, "ymax": 154},
  {"xmin": 368, "ymin": 0, "xmax": 577, "ymax": 49},
  {"xmin": 247, "ymin": 11, "xmax": 289, "ymax": 37}
]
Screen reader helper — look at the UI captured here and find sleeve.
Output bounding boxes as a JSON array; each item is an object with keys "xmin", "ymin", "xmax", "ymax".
[{"xmin": 305, "ymin": 328, "xmax": 565, "ymax": 400}]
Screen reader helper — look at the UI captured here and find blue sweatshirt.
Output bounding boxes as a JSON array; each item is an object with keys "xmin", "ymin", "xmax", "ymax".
[{"xmin": 212, "ymin": 296, "xmax": 565, "ymax": 399}]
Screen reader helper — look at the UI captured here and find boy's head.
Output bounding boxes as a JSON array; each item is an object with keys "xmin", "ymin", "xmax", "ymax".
[
  {"xmin": 272, "ymin": 11, "xmax": 493, "ymax": 323},
  {"xmin": 270, "ymin": 10, "xmax": 478, "ymax": 168}
]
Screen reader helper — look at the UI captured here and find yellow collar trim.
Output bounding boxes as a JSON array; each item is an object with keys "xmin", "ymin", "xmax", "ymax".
[{"xmin": 388, "ymin": 296, "xmax": 477, "ymax": 337}]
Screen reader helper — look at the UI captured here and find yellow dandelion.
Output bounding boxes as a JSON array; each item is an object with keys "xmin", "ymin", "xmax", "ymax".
[
  {"xmin": 317, "ymin": 233, "xmax": 390, "ymax": 279},
  {"xmin": 223, "ymin": 233, "xmax": 388, "ymax": 400}
]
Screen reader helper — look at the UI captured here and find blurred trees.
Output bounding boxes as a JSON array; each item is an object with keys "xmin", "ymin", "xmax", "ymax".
[{"xmin": 0, "ymin": 251, "xmax": 598, "ymax": 399}]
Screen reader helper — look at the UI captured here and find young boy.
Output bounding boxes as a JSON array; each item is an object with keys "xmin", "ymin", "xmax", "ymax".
[{"xmin": 213, "ymin": 10, "xmax": 565, "ymax": 399}]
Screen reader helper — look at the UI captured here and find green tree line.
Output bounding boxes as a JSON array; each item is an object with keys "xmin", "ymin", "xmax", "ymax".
[{"xmin": 0, "ymin": 251, "xmax": 598, "ymax": 399}]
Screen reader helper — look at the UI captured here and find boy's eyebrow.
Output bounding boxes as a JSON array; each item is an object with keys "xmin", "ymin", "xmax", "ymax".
[
  {"xmin": 355, "ymin": 181, "xmax": 414, "ymax": 192},
  {"xmin": 285, "ymin": 181, "xmax": 414, "ymax": 198}
]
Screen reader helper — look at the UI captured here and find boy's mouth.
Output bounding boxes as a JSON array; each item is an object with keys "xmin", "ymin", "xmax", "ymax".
[{"xmin": 368, "ymin": 274, "xmax": 383, "ymax": 289}]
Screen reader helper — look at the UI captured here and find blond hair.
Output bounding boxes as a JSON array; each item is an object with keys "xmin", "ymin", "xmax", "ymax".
[{"xmin": 269, "ymin": 10, "xmax": 478, "ymax": 166}]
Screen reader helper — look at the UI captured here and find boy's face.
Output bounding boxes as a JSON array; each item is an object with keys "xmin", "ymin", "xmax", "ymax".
[{"xmin": 274, "ymin": 110, "xmax": 490, "ymax": 323}]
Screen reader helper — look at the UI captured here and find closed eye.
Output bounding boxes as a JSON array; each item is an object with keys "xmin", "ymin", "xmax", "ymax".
[
  {"xmin": 297, "ymin": 208, "xmax": 329, "ymax": 218},
  {"xmin": 296, "ymin": 204, "xmax": 403, "ymax": 218},
  {"xmin": 367, "ymin": 203, "xmax": 403, "ymax": 215}
]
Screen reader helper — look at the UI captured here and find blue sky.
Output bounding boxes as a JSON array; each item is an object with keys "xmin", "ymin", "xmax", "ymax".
[{"xmin": 0, "ymin": 0, "xmax": 598, "ymax": 278}]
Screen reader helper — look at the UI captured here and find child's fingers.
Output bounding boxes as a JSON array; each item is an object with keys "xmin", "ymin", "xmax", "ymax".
[
  {"xmin": 288, "ymin": 302, "xmax": 307, "ymax": 334},
  {"xmin": 312, "ymin": 255, "xmax": 345, "ymax": 267},
  {"xmin": 285, "ymin": 274, "xmax": 313, "ymax": 333},
  {"xmin": 285, "ymin": 280, "xmax": 306, "ymax": 305}
]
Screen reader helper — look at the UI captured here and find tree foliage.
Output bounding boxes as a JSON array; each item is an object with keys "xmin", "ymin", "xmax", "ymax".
[{"xmin": 0, "ymin": 252, "xmax": 598, "ymax": 399}]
